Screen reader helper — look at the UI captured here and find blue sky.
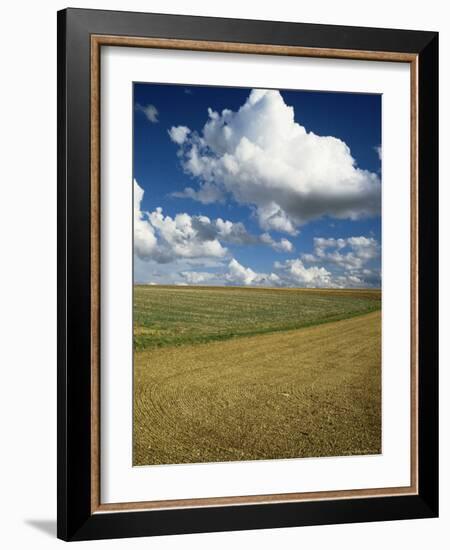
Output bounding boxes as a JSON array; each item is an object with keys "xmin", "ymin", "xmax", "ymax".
[{"xmin": 133, "ymin": 83, "xmax": 381, "ymax": 288}]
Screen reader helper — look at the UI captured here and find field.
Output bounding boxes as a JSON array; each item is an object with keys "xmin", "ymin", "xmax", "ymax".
[{"xmin": 133, "ymin": 285, "xmax": 381, "ymax": 466}]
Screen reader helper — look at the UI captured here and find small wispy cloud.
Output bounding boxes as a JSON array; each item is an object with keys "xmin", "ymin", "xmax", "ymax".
[{"xmin": 135, "ymin": 103, "xmax": 159, "ymax": 123}]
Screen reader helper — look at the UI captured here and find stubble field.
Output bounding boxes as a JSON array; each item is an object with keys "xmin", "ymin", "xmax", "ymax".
[{"xmin": 133, "ymin": 285, "xmax": 381, "ymax": 466}]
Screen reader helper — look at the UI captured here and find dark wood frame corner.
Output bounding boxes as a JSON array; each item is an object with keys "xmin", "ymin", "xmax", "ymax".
[{"xmin": 57, "ymin": 7, "xmax": 439, "ymax": 541}]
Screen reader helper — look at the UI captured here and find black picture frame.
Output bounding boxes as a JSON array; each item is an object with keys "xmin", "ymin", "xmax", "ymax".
[{"xmin": 57, "ymin": 7, "xmax": 438, "ymax": 541}]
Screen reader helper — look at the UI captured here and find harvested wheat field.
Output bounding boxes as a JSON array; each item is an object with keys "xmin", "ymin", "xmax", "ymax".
[{"xmin": 133, "ymin": 286, "xmax": 381, "ymax": 466}]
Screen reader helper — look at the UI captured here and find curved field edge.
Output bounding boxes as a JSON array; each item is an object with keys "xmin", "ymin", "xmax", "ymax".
[
  {"xmin": 133, "ymin": 285, "xmax": 381, "ymax": 350},
  {"xmin": 133, "ymin": 311, "xmax": 381, "ymax": 466}
]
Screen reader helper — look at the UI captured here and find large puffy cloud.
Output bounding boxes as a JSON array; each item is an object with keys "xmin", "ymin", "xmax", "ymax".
[
  {"xmin": 134, "ymin": 180, "xmax": 293, "ymax": 264},
  {"xmin": 170, "ymin": 89, "xmax": 380, "ymax": 234}
]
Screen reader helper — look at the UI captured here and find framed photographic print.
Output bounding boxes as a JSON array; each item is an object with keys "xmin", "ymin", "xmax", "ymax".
[{"xmin": 57, "ymin": 8, "xmax": 439, "ymax": 541}]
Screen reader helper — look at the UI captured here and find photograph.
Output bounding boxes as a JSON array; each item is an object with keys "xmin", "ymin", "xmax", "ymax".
[
  {"xmin": 132, "ymin": 82, "xmax": 382, "ymax": 466},
  {"xmin": 51, "ymin": 5, "xmax": 438, "ymax": 542}
]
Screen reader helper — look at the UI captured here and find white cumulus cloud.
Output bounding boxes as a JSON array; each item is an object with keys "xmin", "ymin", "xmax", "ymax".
[
  {"xmin": 170, "ymin": 89, "xmax": 381, "ymax": 234},
  {"xmin": 148, "ymin": 208, "xmax": 227, "ymax": 262},
  {"xmin": 134, "ymin": 180, "xmax": 157, "ymax": 259},
  {"xmin": 260, "ymin": 233, "xmax": 294, "ymax": 253},
  {"xmin": 168, "ymin": 125, "xmax": 190, "ymax": 144},
  {"xmin": 299, "ymin": 235, "xmax": 381, "ymax": 287},
  {"xmin": 274, "ymin": 258, "xmax": 334, "ymax": 288},
  {"xmin": 225, "ymin": 258, "xmax": 280, "ymax": 286},
  {"xmin": 134, "ymin": 180, "xmax": 226, "ymax": 263},
  {"xmin": 166, "ymin": 232, "xmax": 381, "ymax": 289},
  {"xmin": 134, "ymin": 180, "xmax": 292, "ymax": 266},
  {"xmin": 178, "ymin": 259, "xmax": 280, "ymax": 287},
  {"xmin": 304, "ymin": 236, "xmax": 380, "ymax": 271}
]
